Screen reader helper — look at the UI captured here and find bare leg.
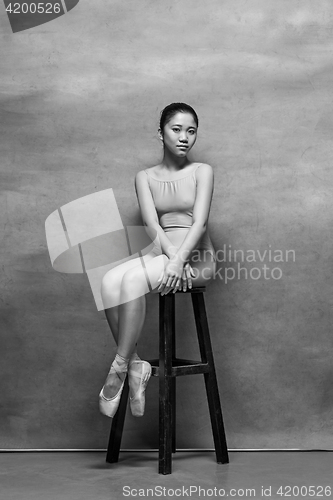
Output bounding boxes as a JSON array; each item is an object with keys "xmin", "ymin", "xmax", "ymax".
[
  {"xmin": 104, "ymin": 306, "xmax": 119, "ymax": 343},
  {"xmin": 117, "ymin": 295, "xmax": 146, "ymax": 359},
  {"xmin": 100, "ymin": 254, "xmax": 167, "ymax": 400},
  {"xmin": 101, "ymin": 254, "xmax": 157, "ymax": 357},
  {"xmin": 105, "ymin": 306, "xmax": 140, "ymax": 360},
  {"xmin": 101, "ymin": 267, "xmax": 149, "ymax": 399}
]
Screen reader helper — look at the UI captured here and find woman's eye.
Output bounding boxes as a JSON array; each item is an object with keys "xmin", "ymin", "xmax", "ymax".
[
  {"xmin": 189, "ymin": 130, "xmax": 196, "ymax": 135},
  {"xmin": 172, "ymin": 128, "xmax": 180, "ymax": 132}
]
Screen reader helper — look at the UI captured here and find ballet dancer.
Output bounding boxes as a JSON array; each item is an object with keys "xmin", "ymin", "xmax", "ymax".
[{"xmin": 99, "ymin": 102, "xmax": 216, "ymax": 418}]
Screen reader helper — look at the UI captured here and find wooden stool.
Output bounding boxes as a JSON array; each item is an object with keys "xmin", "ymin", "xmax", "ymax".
[{"xmin": 106, "ymin": 287, "xmax": 229, "ymax": 474}]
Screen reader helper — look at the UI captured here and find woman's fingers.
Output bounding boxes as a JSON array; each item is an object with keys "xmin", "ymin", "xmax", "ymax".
[
  {"xmin": 158, "ymin": 272, "xmax": 175, "ymax": 290},
  {"xmin": 172, "ymin": 279, "xmax": 181, "ymax": 294},
  {"xmin": 185, "ymin": 265, "xmax": 193, "ymax": 290},
  {"xmin": 160, "ymin": 274, "xmax": 181, "ymax": 295},
  {"xmin": 184, "ymin": 264, "xmax": 192, "ymax": 291},
  {"xmin": 159, "ymin": 263, "xmax": 196, "ymax": 294},
  {"xmin": 159, "ymin": 259, "xmax": 190, "ymax": 295},
  {"xmin": 157, "ymin": 272, "xmax": 167, "ymax": 292},
  {"xmin": 180, "ymin": 272, "xmax": 185, "ymax": 291},
  {"xmin": 167, "ymin": 278, "xmax": 181, "ymax": 295},
  {"xmin": 183, "ymin": 275, "xmax": 188, "ymax": 291},
  {"xmin": 161, "ymin": 283, "xmax": 175, "ymax": 295},
  {"xmin": 157, "ymin": 275, "xmax": 164, "ymax": 290},
  {"xmin": 165, "ymin": 275, "xmax": 175, "ymax": 289}
]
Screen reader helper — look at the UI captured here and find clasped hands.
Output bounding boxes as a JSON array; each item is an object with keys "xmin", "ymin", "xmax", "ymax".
[{"xmin": 157, "ymin": 255, "xmax": 196, "ymax": 296}]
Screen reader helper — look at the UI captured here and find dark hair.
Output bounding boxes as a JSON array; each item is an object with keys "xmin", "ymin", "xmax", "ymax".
[{"xmin": 159, "ymin": 102, "xmax": 199, "ymax": 130}]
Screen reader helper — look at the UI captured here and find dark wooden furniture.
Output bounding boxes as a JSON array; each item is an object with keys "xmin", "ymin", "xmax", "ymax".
[{"xmin": 106, "ymin": 287, "xmax": 229, "ymax": 474}]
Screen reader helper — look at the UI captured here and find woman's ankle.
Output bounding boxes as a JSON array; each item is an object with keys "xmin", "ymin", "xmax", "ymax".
[
  {"xmin": 114, "ymin": 353, "xmax": 129, "ymax": 371},
  {"xmin": 129, "ymin": 351, "xmax": 141, "ymax": 364}
]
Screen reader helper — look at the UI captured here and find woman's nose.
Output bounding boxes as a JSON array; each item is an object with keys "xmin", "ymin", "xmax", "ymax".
[{"xmin": 179, "ymin": 132, "xmax": 188, "ymax": 142}]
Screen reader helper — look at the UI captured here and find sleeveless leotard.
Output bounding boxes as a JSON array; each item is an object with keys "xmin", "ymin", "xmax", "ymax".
[{"xmin": 144, "ymin": 164, "xmax": 216, "ymax": 261}]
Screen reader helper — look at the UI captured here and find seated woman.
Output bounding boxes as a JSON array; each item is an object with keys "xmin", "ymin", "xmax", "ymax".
[{"xmin": 99, "ymin": 102, "xmax": 217, "ymax": 418}]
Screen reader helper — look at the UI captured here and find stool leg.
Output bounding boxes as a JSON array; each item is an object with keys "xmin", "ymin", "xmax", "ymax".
[
  {"xmin": 171, "ymin": 295, "xmax": 176, "ymax": 454},
  {"xmin": 159, "ymin": 293, "xmax": 174, "ymax": 475},
  {"xmin": 171, "ymin": 378, "xmax": 176, "ymax": 454},
  {"xmin": 106, "ymin": 377, "xmax": 129, "ymax": 463},
  {"xmin": 191, "ymin": 293, "xmax": 229, "ymax": 464}
]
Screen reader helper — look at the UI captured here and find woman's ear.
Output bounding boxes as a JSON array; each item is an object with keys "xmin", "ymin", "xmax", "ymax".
[{"xmin": 158, "ymin": 128, "xmax": 164, "ymax": 142}]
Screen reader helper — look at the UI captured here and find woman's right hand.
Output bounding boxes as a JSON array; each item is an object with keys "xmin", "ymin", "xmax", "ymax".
[{"xmin": 181, "ymin": 262, "xmax": 196, "ymax": 292}]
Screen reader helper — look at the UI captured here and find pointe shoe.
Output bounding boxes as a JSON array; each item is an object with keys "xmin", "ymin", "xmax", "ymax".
[
  {"xmin": 99, "ymin": 360, "xmax": 128, "ymax": 418},
  {"xmin": 128, "ymin": 360, "xmax": 152, "ymax": 417}
]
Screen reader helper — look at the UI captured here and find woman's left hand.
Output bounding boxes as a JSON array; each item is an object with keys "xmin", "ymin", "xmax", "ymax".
[{"xmin": 157, "ymin": 257, "xmax": 184, "ymax": 296}]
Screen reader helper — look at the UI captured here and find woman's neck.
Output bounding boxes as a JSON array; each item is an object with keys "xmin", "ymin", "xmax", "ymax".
[{"xmin": 160, "ymin": 149, "xmax": 190, "ymax": 171}]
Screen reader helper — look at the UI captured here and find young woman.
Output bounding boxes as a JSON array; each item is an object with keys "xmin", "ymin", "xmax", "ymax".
[{"xmin": 99, "ymin": 103, "xmax": 216, "ymax": 418}]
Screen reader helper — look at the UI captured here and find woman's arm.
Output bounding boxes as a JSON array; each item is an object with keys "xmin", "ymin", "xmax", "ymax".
[
  {"xmin": 158, "ymin": 163, "xmax": 214, "ymax": 294},
  {"xmin": 134, "ymin": 170, "xmax": 178, "ymax": 259}
]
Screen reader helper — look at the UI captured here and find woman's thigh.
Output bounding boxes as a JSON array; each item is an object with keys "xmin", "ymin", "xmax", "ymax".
[
  {"xmin": 121, "ymin": 254, "xmax": 169, "ymax": 297},
  {"xmin": 101, "ymin": 252, "xmax": 157, "ymax": 298},
  {"xmin": 101, "ymin": 252, "xmax": 168, "ymax": 306},
  {"xmin": 101, "ymin": 248, "xmax": 215, "ymax": 306}
]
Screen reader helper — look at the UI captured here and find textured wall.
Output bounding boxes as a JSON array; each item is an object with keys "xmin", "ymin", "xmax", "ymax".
[{"xmin": 1, "ymin": 0, "xmax": 333, "ymax": 449}]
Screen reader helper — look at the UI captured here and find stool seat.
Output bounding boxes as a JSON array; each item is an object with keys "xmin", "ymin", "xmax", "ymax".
[{"xmin": 106, "ymin": 286, "xmax": 229, "ymax": 474}]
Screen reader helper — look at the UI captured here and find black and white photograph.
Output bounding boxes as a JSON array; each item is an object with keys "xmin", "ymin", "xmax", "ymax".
[{"xmin": 1, "ymin": 1, "xmax": 333, "ymax": 498}]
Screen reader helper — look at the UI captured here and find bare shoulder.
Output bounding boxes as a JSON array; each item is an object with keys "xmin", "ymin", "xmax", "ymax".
[
  {"xmin": 145, "ymin": 165, "xmax": 159, "ymax": 173},
  {"xmin": 196, "ymin": 163, "xmax": 214, "ymax": 179},
  {"xmin": 144, "ymin": 164, "xmax": 162, "ymax": 177},
  {"xmin": 135, "ymin": 169, "xmax": 148, "ymax": 183},
  {"xmin": 136, "ymin": 165, "xmax": 161, "ymax": 179}
]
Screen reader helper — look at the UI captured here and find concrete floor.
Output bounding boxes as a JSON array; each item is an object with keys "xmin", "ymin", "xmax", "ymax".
[{"xmin": 0, "ymin": 451, "xmax": 332, "ymax": 500}]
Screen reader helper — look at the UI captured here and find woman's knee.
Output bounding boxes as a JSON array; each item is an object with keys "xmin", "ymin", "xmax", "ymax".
[
  {"xmin": 101, "ymin": 272, "xmax": 119, "ymax": 308},
  {"xmin": 121, "ymin": 254, "xmax": 167, "ymax": 295},
  {"xmin": 101, "ymin": 256, "xmax": 148, "ymax": 294},
  {"xmin": 121, "ymin": 266, "xmax": 150, "ymax": 294},
  {"xmin": 101, "ymin": 269, "xmax": 117, "ymax": 294}
]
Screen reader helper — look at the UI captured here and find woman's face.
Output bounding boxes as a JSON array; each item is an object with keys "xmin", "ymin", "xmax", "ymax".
[{"xmin": 160, "ymin": 112, "xmax": 197, "ymax": 157}]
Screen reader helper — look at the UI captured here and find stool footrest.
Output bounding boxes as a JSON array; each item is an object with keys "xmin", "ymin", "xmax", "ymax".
[{"xmin": 148, "ymin": 358, "xmax": 210, "ymax": 377}]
